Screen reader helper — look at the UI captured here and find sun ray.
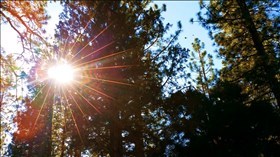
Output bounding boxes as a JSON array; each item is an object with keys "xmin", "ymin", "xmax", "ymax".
[
  {"xmin": 59, "ymin": 34, "xmax": 71, "ymax": 60},
  {"xmin": 69, "ymin": 85, "xmax": 101, "ymax": 114},
  {"xmin": 68, "ymin": 18, "xmax": 94, "ymax": 55},
  {"xmin": 31, "ymin": 84, "xmax": 52, "ymax": 132},
  {"xmin": 61, "ymin": 36, "xmax": 71, "ymax": 59},
  {"xmin": 29, "ymin": 84, "xmax": 47, "ymax": 103},
  {"xmin": 63, "ymin": 88, "xmax": 86, "ymax": 116},
  {"xmin": 60, "ymin": 19, "xmax": 77, "ymax": 58},
  {"xmin": 72, "ymin": 40, "xmax": 116, "ymax": 64},
  {"xmin": 81, "ymin": 76, "xmax": 135, "ymax": 87},
  {"xmin": 82, "ymin": 65, "xmax": 138, "ymax": 71},
  {"xmin": 26, "ymin": 80, "xmax": 42, "ymax": 88},
  {"xmin": 74, "ymin": 48, "xmax": 132, "ymax": 68},
  {"xmin": 63, "ymin": 96, "xmax": 84, "ymax": 146},
  {"xmin": 73, "ymin": 80, "xmax": 115, "ymax": 100},
  {"xmin": 70, "ymin": 21, "xmax": 115, "ymax": 61},
  {"xmin": 27, "ymin": 77, "xmax": 49, "ymax": 86}
]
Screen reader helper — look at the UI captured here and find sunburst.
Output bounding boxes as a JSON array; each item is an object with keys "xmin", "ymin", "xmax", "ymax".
[
  {"xmin": 47, "ymin": 60, "xmax": 75, "ymax": 84},
  {"xmin": 14, "ymin": 17, "xmax": 138, "ymax": 152}
]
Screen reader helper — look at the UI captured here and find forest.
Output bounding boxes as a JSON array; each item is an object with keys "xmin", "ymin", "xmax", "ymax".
[{"xmin": 0, "ymin": 0, "xmax": 279, "ymax": 156}]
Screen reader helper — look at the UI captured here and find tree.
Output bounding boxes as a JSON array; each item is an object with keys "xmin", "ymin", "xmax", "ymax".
[
  {"xmin": 54, "ymin": 1, "xmax": 189, "ymax": 156},
  {"xmin": 158, "ymin": 81, "xmax": 280, "ymax": 156},
  {"xmin": 12, "ymin": 1, "xmax": 175, "ymax": 156},
  {"xmin": 188, "ymin": 38, "xmax": 216, "ymax": 95},
  {"xmin": 185, "ymin": 81, "xmax": 280, "ymax": 156},
  {"xmin": 196, "ymin": 0, "xmax": 280, "ymax": 106},
  {"xmin": 1, "ymin": 2, "xmax": 49, "ymax": 155},
  {"xmin": 0, "ymin": 52, "xmax": 22, "ymax": 156}
]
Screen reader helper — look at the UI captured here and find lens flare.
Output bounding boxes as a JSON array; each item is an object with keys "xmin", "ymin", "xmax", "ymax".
[{"xmin": 48, "ymin": 63, "xmax": 74, "ymax": 84}]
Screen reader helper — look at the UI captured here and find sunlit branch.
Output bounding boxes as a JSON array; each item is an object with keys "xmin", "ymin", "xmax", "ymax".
[
  {"xmin": 1, "ymin": 8, "xmax": 48, "ymax": 46},
  {"xmin": 70, "ymin": 22, "xmax": 115, "ymax": 61},
  {"xmin": 69, "ymin": 86, "xmax": 101, "ymax": 114},
  {"xmin": 59, "ymin": 17, "xmax": 92, "ymax": 59},
  {"xmin": 81, "ymin": 76, "xmax": 135, "ymax": 87},
  {"xmin": 72, "ymin": 40, "xmax": 116, "ymax": 64},
  {"xmin": 73, "ymin": 80, "xmax": 115, "ymax": 100},
  {"xmin": 75, "ymin": 48, "xmax": 132, "ymax": 68},
  {"xmin": 60, "ymin": 39, "xmax": 70, "ymax": 60},
  {"xmin": 0, "ymin": 11, "xmax": 26, "ymax": 53},
  {"xmin": 31, "ymin": 84, "xmax": 52, "ymax": 132}
]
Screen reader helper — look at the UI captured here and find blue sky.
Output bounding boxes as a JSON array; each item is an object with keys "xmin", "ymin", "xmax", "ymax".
[
  {"xmin": 154, "ymin": 1, "xmax": 215, "ymax": 52},
  {"xmin": 154, "ymin": 1, "xmax": 221, "ymax": 68}
]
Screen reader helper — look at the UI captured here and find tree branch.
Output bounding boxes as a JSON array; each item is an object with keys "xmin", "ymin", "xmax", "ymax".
[{"xmin": 3, "ymin": 8, "xmax": 48, "ymax": 46}]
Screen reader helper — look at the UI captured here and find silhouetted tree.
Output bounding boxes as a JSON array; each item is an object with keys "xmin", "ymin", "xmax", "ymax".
[
  {"xmin": 186, "ymin": 81, "xmax": 280, "ymax": 156},
  {"xmin": 159, "ymin": 81, "xmax": 280, "ymax": 156}
]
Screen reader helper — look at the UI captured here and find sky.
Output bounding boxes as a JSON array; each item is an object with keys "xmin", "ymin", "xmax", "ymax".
[{"xmin": 154, "ymin": 1, "xmax": 216, "ymax": 55}]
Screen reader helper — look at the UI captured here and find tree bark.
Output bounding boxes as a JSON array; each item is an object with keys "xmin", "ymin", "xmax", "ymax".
[
  {"xmin": 134, "ymin": 108, "xmax": 145, "ymax": 157},
  {"xmin": 109, "ymin": 107, "xmax": 122, "ymax": 157}
]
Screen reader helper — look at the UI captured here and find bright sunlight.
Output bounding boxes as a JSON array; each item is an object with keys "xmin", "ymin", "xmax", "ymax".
[{"xmin": 47, "ymin": 62, "xmax": 74, "ymax": 84}]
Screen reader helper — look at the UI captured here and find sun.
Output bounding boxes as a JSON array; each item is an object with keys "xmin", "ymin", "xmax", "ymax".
[{"xmin": 47, "ymin": 61, "xmax": 74, "ymax": 84}]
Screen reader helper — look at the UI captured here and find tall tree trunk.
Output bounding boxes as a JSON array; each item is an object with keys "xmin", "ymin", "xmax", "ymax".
[
  {"xmin": 43, "ymin": 102, "xmax": 53, "ymax": 157},
  {"xmin": 198, "ymin": 49, "xmax": 209, "ymax": 95},
  {"xmin": 236, "ymin": 0, "xmax": 280, "ymax": 107},
  {"xmin": 60, "ymin": 106, "xmax": 67, "ymax": 157},
  {"xmin": 34, "ymin": 104, "xmax": 53, "ymax": 157},
  {"xmin": 109, "ymin": 106, "xmax": 122, "ymax": 157},
  {"xmin": 134, "ymin": 107, "xmax": 145, "ymax": 157}
]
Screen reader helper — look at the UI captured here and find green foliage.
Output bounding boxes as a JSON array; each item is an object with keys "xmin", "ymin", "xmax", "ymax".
[
  {"xmin": 197, "ymin": 0, "xmax": 280, "ymax": 106},
  {"xmin": 188, "ymin": 38, "xmax": 216, "ymax": 94},
  {"xmin": 1, "ymin": 2, "xmax": 50, "ymax": 155},
  {"xmin": 11, "ymin": 1, "xmax": 177, "ymax": 156},
  {"xmin": 0, "ymin": 52, "xmax": 22, "ymax": 156}
]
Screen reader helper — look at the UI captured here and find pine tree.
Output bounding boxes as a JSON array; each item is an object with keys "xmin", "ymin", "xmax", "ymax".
[
  {"xmin": 188, "ymin": 38, "xmax": 216, "ymax": 95},
  {"xmin": 53, "ymin": 1, "xmax": 168, "ymax": 156},
  {"xmin": 197, "ymin": 0, "xmax": 280, "ymax": 106},
  {"xmin": 1, "ymin": 2, "xmax": 49, "ymax": 154},
  {"xmin": 0, "ymin": 52, "xmax": 22, "ymax": 156},
  {"xmin": 184, "ymin": 81, "xmax": 280, "ymax": 156}
]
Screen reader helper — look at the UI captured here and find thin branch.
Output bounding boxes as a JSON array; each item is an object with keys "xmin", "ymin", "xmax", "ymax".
[
  {"xmin": 152, "ymin": 31, "xmax": 180, "ymax": 60},
  {"xmin": 162, "ymin": 76, "xmax": 171, "ymax": 87},
  {"xmin": 144, "ymin": 31, "xmax": 161, "ymax": 52},
  {"xmin": 2, "ymin": 8, "xmax": 48, "ymax": 46}
]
